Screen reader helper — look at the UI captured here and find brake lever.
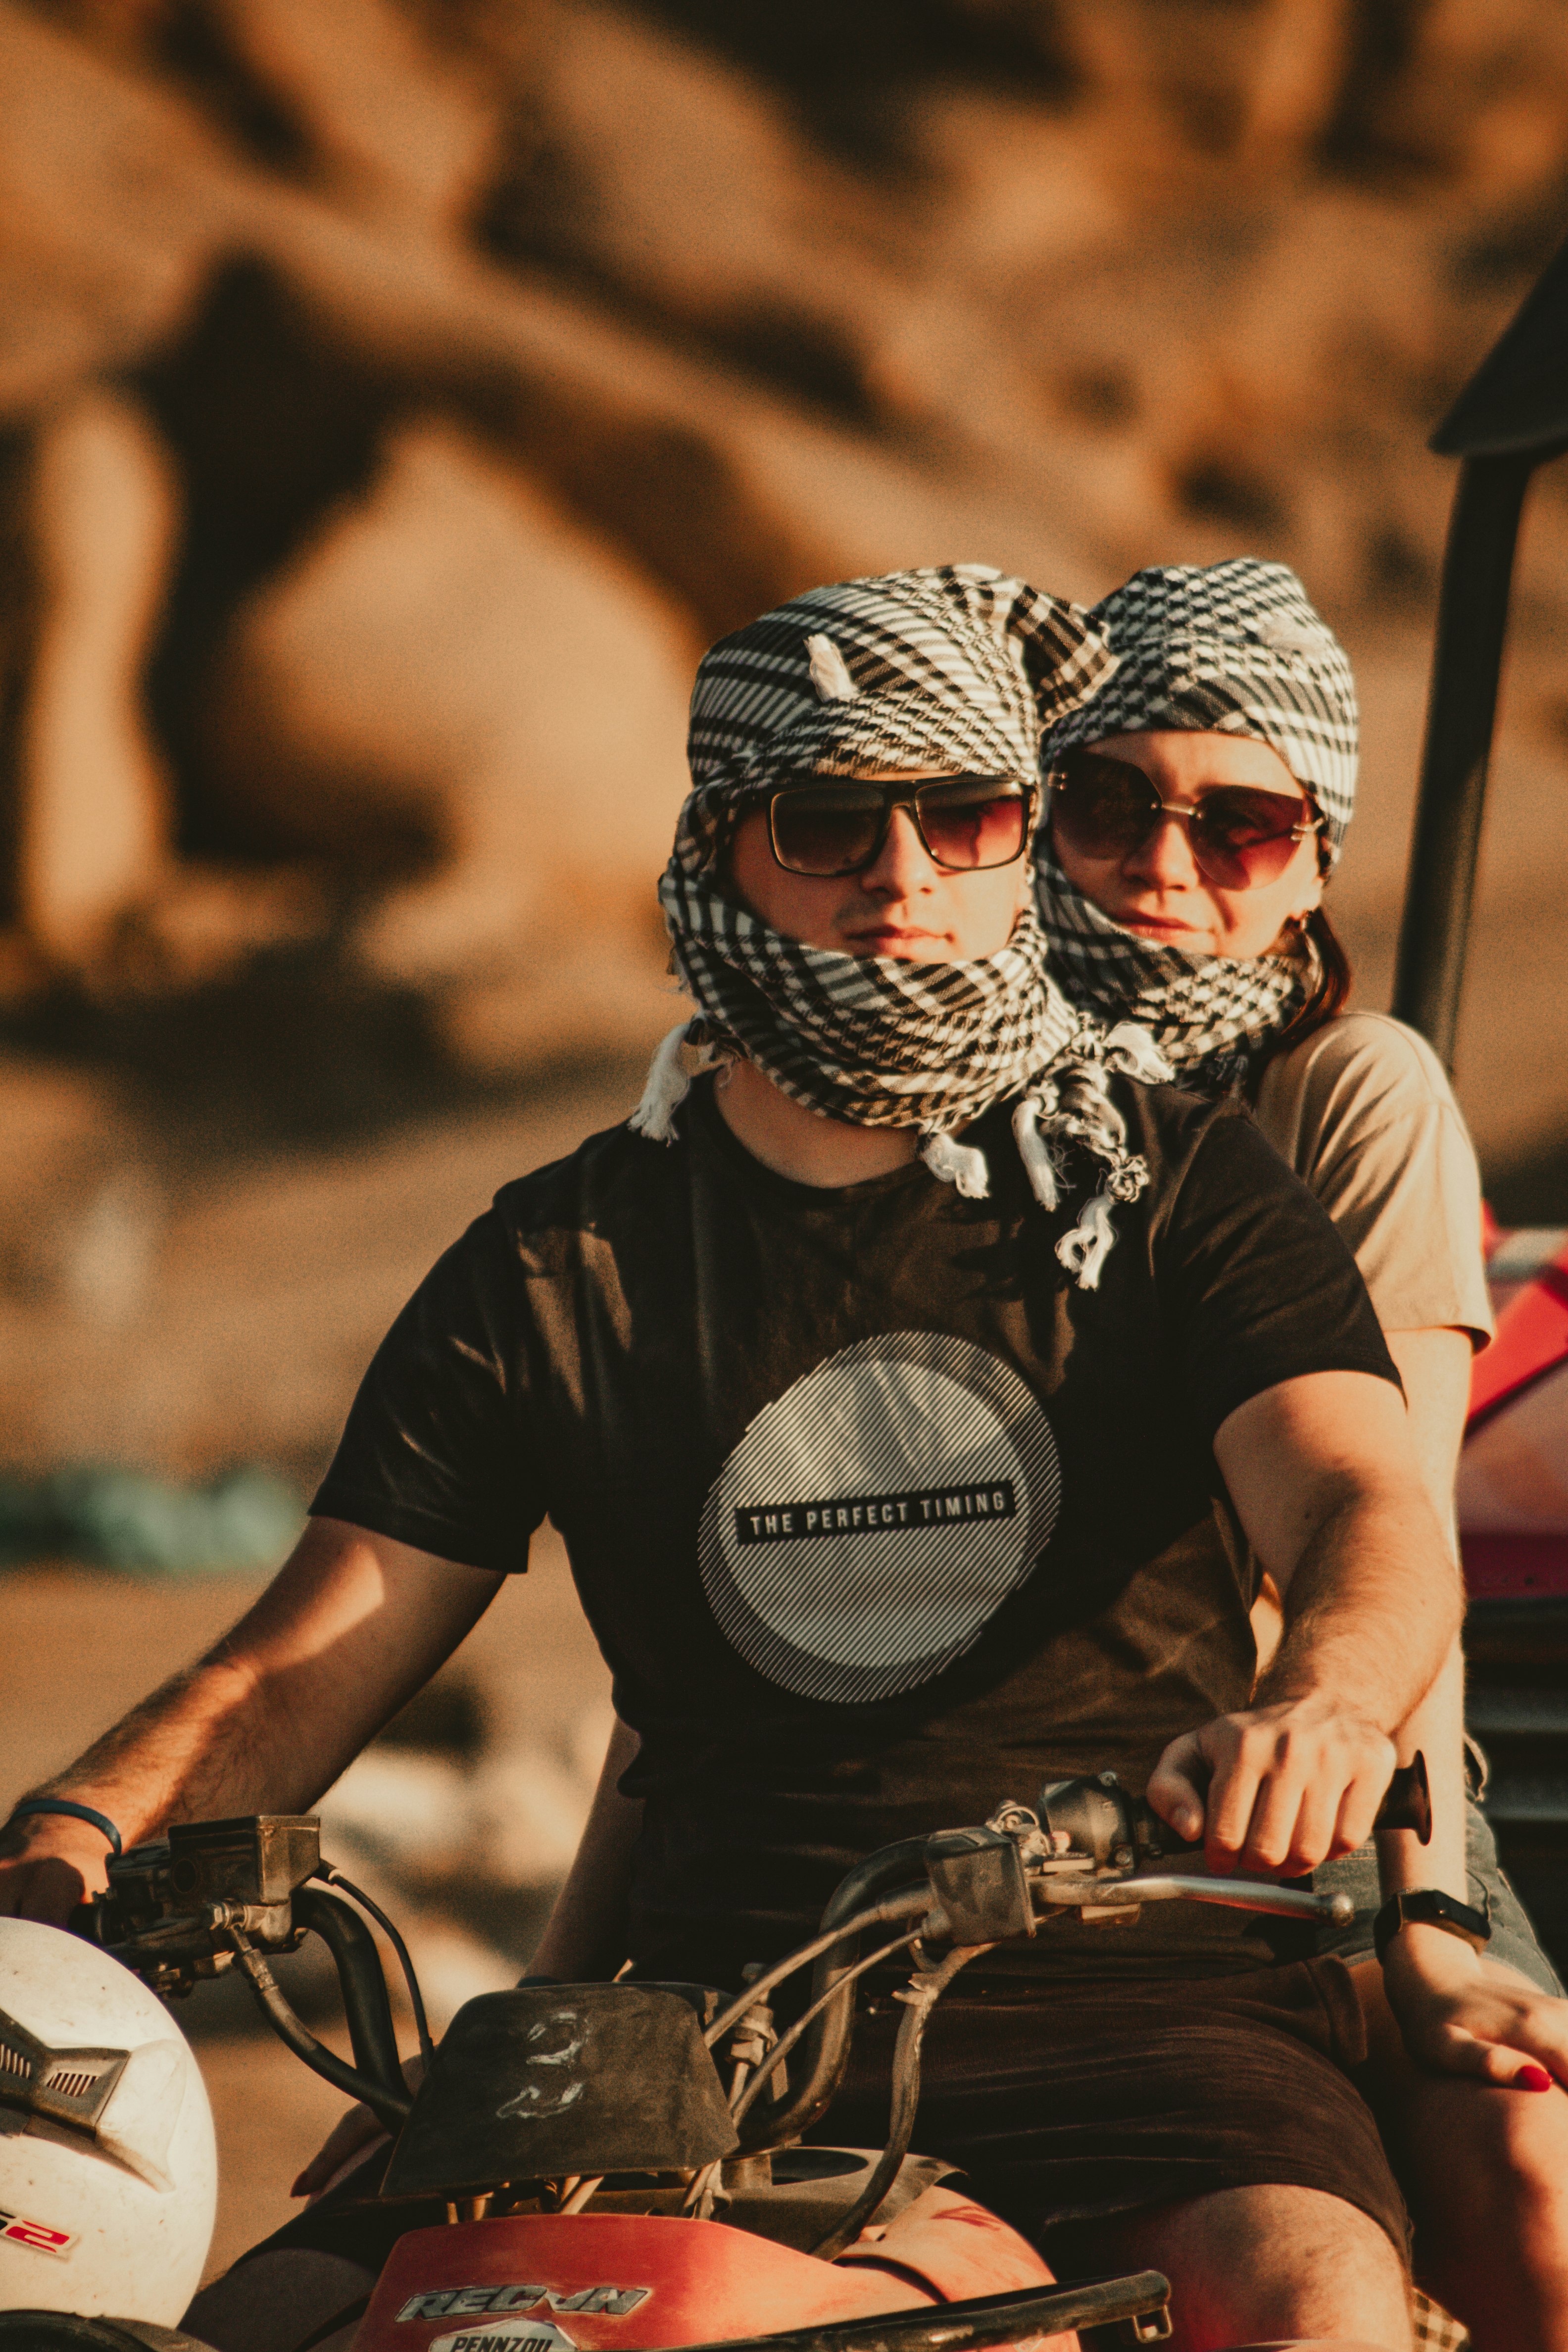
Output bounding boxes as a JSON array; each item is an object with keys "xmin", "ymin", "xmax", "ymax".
[{"xmin": 1030, "ymin": 1871, "xmax": 1355, "ymax": 1927}]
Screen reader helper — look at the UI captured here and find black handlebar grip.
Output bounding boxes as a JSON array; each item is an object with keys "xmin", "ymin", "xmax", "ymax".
[{"xmin": 1373, "ymin": 1753, "xmax": 1431, "ymax": 1844}]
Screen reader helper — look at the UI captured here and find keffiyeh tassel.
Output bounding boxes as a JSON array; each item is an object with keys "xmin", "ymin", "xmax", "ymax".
[
  {"xmin": 1030, "ymin": 1051, "xmax": 1155, "ymax": 1286},
  {"xmin": 1102, "ymin": 1022, "xmax": 1174, "ymax": 1084},
  {"xmin": 630, "ymin": 1020, "xmax": 726, "ymax": 1144},
  {"xmin": 1056, "ymin": 1192, "xmax": 1119, "ymax": 1290},
  {"xmin": 920, "ymin": 1129, "xmax": 992, "ymax": 1198},
  {"xmin": 805, "ymin": 633, "xmax": 859, "ymax": 702},
  {"xmin": 1011, "ymin": 1095, "xmax": 1059, "ymax": 1212}
]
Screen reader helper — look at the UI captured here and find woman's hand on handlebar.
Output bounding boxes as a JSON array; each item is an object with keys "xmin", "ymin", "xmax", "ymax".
[
  {"xmin": 1146, "ymin": 1696, "xmax": 1396, "ymax": 1876},
  {"xmin": 291, "ymin": 2052, "xmax": 427, "ymax": 2202},
  {"xmin": 1380, "ymin": 1928, "xmax": 1568, "ymax": 2091}
]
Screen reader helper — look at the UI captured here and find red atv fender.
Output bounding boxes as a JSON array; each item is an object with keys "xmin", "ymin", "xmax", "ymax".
[{"xmin": 354, "ymin": 2187, "xmax": 1084, "ymax": 2352}]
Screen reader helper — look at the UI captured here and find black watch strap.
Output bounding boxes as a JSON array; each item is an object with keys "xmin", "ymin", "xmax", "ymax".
[{"xmin": 1373, "ymin": 1887, "xmax": 1492, "ymax": 1964}]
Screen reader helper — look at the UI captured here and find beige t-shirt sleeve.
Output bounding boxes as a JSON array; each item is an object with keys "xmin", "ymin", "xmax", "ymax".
[{"xmin": 1251, "ymin": 1010, "xmax": 1493, "ymax": 1347}]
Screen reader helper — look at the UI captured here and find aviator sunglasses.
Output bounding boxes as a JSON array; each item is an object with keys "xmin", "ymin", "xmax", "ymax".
[
  {"xmin": 767, "ymin": 774, "xmax": 1034, "ymax": 878},
  {"xmin": 1050, "ymin": 748, "xmax": 1321, "ymax": 891}
]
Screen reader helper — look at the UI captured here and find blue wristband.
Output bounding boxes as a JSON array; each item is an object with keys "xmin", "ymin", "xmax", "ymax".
[{"xmin": 8, "ymin": 1799, "xmax": 123, "ymax": 1857}]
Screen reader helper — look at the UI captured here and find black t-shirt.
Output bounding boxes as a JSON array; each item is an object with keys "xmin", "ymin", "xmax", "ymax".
[{"xmin": 314, "ymin": 1076, "xmax": 1397, "ymax": 1984}]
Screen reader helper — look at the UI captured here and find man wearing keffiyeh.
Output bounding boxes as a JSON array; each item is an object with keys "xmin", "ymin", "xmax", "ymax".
[
  {"xmin": 3, "ymin": 567, "xmax": 1464, "ymax": 2352},
  {"xmin": 633, "ymin": 563, "xmax": 1169, "ymax": 1288}
]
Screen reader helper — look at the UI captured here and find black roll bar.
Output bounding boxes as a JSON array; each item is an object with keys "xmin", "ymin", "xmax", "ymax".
[
  {"xmin": 1393, "ymin": 233, "xmax": 1568, "ymax": 1067},
  {"xmin": 1392, "ymin": 453, "xmax": 1533, "ymax": 1064}
]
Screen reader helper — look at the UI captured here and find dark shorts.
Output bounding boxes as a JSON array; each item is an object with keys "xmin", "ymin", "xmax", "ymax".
[
  {"xmin": 816, "ymin": 1956, "xmax": 1408, "ymax": 2261},
  {"xmin": 1314, "ymin": 1788, "xmax": 1564, "ymax": 1994},
  {"xmin": 233, "ymin": 1960, "xmax": 1407, "ymax": 2283}
]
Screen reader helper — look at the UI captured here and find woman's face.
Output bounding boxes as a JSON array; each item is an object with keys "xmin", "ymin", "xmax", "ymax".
[
  {"xmin": 729, "ymin": 772, "xmax": 1030, "ymax": 963},
  {"xmin": 1048, "ymin": 730, "xmax": 1324, "ymax": 959}
]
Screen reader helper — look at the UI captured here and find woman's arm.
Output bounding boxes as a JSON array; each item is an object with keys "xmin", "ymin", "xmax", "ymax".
[
  {"xmin": 1375, "ymin": 1326, "xmax": 1472, "ymax": 1910},
  {"xmin": 1375, "ymin": 1326, "xmax": 1568, "ymax": 2087}
]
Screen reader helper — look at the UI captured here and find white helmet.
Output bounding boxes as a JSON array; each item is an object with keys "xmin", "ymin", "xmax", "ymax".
[{"xmin": 0, "ymin": 1920, "xmax": 215, "ymax": 2326}]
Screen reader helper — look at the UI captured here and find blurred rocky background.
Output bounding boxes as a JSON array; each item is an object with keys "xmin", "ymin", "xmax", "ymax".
[
  {"xmin": 4, "ymin": 0, "xmax": 1568, "ymax": 1453},
  {"xmin": 4, "ymin": 0, "xmax": 1568, "ymax": 2277}
]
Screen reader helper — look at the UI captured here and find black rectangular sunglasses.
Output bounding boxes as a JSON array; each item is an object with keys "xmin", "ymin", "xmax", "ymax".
[{"xmin": 767, "ymin": 774, "xmax": 1035, "ymax": 878}]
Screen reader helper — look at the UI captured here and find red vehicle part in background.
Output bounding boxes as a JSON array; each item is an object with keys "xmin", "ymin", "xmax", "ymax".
[
  {"xmin": 1461, "ymin": 1219, "xmax": 1568, "ymax": 1599},
  {"xmin": 1457, "ymin": 1220, "xmax": 1568, "ymax": 1977}
]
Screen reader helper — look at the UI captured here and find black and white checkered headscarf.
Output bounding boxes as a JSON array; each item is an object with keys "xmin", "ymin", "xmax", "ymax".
[
  {"xmin": 1035, "ymin": 560, "xmax": 1354, "ymax": 1093},
  {"xmin": 632, "ymin": 565, "xmax": 1175, "ymax": 1288},
  {"xmin": 1040, "ymin": 560, "xmax": 1357, "ymax": 848}
]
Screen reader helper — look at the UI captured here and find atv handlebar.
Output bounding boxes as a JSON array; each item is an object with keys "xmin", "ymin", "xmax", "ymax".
[
  {"xmin": 73, "ymin": 1753, "xmax": 1428, "ymax": 2186},
  {"xmin": 722, "ymin": 1756, "xmax": 1427, "ymax": 2153},
  {"xmin": 71, "ymin": 1815, "xmax": 414, "ymax": 2131}
]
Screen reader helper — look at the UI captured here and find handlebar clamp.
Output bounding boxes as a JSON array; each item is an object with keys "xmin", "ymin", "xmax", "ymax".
[
  {"xmin": 922, "ymin": 1825, "xmax": 1036, "ymax": 1944},
  {"xmin": 77, "ymin": 1815, "xmax": 321, "ymax": 1996}
]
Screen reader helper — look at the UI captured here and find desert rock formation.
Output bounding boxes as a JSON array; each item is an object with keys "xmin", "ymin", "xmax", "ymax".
[{"xmin": 1, "ymin": 0, "xmax": 1568, "ymax": 1171}]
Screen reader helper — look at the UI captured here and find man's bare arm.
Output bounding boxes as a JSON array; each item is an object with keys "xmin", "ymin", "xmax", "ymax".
[
  {"xmin": 529, "ymin": 1714, "xmax": 643, "ymax": 1983},
  {"xmin": 0, "ymin": 1517, "xmax": 505, "ymax": 1923},
  {"xmin": 1148, "ymin": 1368, "xmax": 1463, "ymax": 1875}
]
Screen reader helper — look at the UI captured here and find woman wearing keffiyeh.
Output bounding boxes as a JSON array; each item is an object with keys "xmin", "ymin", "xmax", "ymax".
[
  {"xmin": 1036, "ymin": 558, "xmax": 1358, "ymax": 1094},
  {"xmin": 1035, "ymin": 556, "xmax": 1568, "ymax": 2348}
]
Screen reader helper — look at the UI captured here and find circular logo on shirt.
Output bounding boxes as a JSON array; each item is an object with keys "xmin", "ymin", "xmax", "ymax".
[{"xmin": 698, "ymin": 1331, "xmax": 1061, "ymax": 1705}]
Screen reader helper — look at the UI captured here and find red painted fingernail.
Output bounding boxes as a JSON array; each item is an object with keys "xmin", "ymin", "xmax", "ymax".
[{"xmin": 1519, "ymin": 2064, "xmax": 1552, "ymax": 2091}]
